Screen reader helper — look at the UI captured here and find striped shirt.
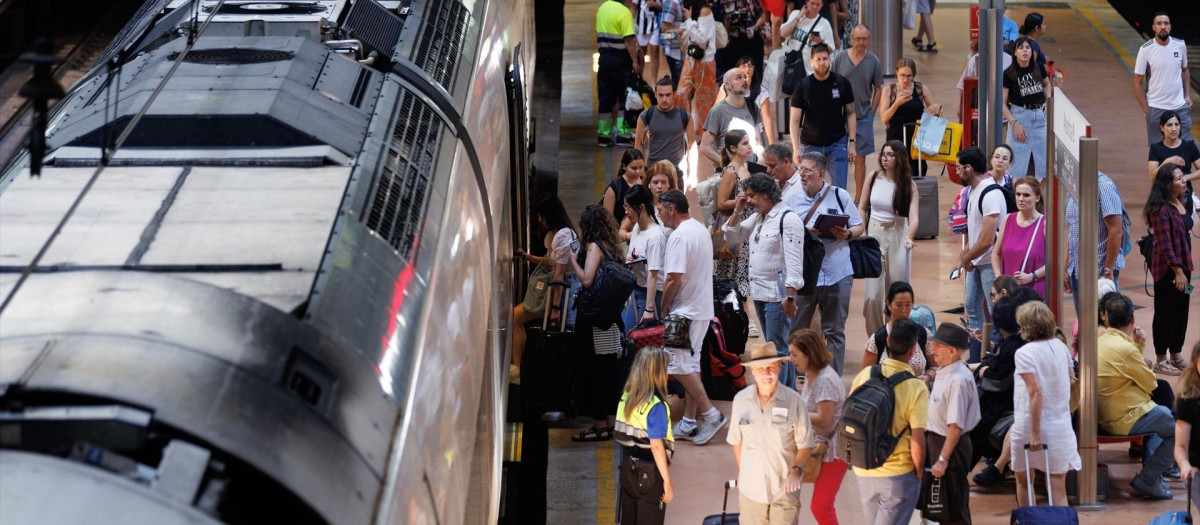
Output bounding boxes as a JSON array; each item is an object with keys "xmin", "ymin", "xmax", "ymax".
[
  {"xmin": 597, "ymin": 0, "xmax": 636, "ymax": 55},
  {"xmin": 1066, "ymin": 172, "xmax": 1126, "ymax": 276}
]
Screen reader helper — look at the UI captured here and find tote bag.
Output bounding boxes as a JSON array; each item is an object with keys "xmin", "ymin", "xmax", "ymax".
[
  {"xmin": 914, "ymin": 113, "xmax": 949, "ymax": 156},
  {"xmin": 521, "ymin": 263, "xmax": 555, "ymax": 316}
]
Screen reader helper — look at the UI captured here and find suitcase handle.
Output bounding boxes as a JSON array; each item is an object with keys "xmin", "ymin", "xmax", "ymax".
[
  {"xmin": 541, "ymin": 280, "xmax": 571, "ymax": 332},
  {"xmin": 721, "ymin": 479, "xmax": 737, "ymax": 521},
  {"xmin": 1022, "ymin": 444, "xmax": 1055, "ymax": 506}
]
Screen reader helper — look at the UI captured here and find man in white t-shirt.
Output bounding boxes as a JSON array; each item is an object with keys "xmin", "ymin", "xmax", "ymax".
[
  {"xmin": 955, "ymin": 147, "xmax": 1008, "ymax": 363},
  {"xmin": 780, "ymin": 0, "xmax": 833, "ymax": 77},
  {"xmin": 1133, "ymin": 12, "xmax": 1192, "ymax": 145},
  {"xmin": 657, "ymin": 189, "xmax": 727, "ymax": 445}
]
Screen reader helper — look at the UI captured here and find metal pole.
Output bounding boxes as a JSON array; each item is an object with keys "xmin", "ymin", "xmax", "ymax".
[
  {"xmin": 863, "ymin": 0, "xmax": 902, "ymax": 76},
  {"xmin": 1076, "ymin": 137, "xmax": 1101, "ymax": 508},
  {"xmin": 1045, "ymin": 95, "xmax": 1062, "ymax": 322},
  {"xmin": 977, "ymin": 7, "xmax": 1004, "ymax": 156}
]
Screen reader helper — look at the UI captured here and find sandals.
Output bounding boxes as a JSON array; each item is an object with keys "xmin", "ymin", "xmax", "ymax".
[
  {"xmin": 748, "ymin": 322, "xmax": 761, "ymax": 338},
  {"xmin": 911, "ymin": 37, "xmax": 923, "ymax": 49},
  {"xmin": 919, "ymin": 42, "xmax": 939, "ymax": 53},
  {"xmin": 1169, "ymin": 354, "xmax": 1187, "ymax": 370},
  {"xmin": 1153, "ymin": 360, "xmax": 1182, "ymax": 376},
  {"xmin": 571, "ymin": 425, "xmax": 614, "ymax": 442}
]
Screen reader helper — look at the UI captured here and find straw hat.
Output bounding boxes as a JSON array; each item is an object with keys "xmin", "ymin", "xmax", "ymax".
[{"xmin": 745, "ymin": 342, "xmax": 786, "ymax": 367}]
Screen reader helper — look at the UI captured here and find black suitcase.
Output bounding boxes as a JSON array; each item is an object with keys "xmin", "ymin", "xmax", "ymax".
[
  {"xmin": 701, "ymin": 479, "xmax": 740, "ymax": 524},
  {"xmin": 714, "ymin": 278, "xmax": 749, "ymax": 355},
  {"xmin": 913, "ymin": 174, "xmax": 939, "ymax": 239},
  {"xmin": 519, "ymin": 281, "xmax": 575, "ymax": 417}
]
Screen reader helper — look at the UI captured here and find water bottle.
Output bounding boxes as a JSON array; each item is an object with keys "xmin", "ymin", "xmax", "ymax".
[{"xmin": 776, "ymin": 270, "xmax": 787, "ymax": 299}]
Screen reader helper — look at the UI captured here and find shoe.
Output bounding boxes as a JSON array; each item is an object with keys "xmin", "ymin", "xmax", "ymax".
[
  {"xmin": 615, "ymin": 120, "xmax": 634, "ymax": 144},
  {"xmin": 597, "ymin": 120, "xmax": 614, "ymax": 147},
  {"xmin": 693, "ymin": 412, "xmax": 728, "ymax": 446},
  {"xmin": 1164, "ymin": 466, "xmax": 1182, "ymax": 480},
  {"xmin": 672, "ymin": 420, "xmax": 698, "ymax": 441},
  {"xmin": 973, "ymin": 464, "xmax": 1004, "ymax": 487},
  {"xmin": 1130, "ymin": 473, "xmax": 1174, "ymax": 500},
  {"xmin": 1154, "ymin": 361, "xmax": 1182, "ymax": 376},
  {"xmin": 571, "ymin": 425, "xmax": 614, "ymax": 442},
  {"xmin": 748, "ymin": 322, "xmax": 761, "ymax": 338},
  {"xmin": 1170, "ymin": 354, "xmax": 1187, "ymax": 370},
  {"xmin": 919, "ymin": 42, "xmax": 939, "ymax": 53},
  {"xmin": 911, "ymin": 37, "xmax": 923, "ymax": 49},
  {"xmin": 509, "ymin": 364, "xmax": 520, "ymax": 385}
]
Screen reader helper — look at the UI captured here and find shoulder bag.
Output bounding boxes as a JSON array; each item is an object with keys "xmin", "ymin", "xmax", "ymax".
[
  {"xmin": 1018, "ymin": 216, "xmax": 1044, "ymax": 277},
  {"xmin": 781, "ymin": 16, "xmax": 822, "ymax": 97},
  {"xmin": 830, "ymin": 188, "xmax": 882, "ymax": 279},
  {"xmin": 801, "ymin": 442, "xmax": 826, "ymax": 482},
  {"xmin": 574, "ymin": 244, "xmax": 637, "ymax": 326},
  {"xmin": 662, "ymin": 314, "xmax": 693, "ymax": 349}
]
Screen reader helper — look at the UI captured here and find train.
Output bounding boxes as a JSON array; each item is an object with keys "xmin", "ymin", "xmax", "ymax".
[{"xmin": 0, "ymin": 0, "xmax": 534, "ymax": 523}]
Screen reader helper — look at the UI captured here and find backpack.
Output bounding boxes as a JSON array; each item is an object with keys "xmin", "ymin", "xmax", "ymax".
[
  {"xmin": 700, "ymin": 317, "xmax": 746, "ymax": 401},
  {"xmin": 909, "ymin": 304, "xmax": 937, "ymax": 335},
  {"xmin": 837, "ymin": 365, "xmax": 918, "ymax": 469},
  {"xmin": 696, "ymin": 173, "xmax": 723, "ymax": 226},
  {"xmin": 573, "ymin": 244, "xmax": 638, "ymax": 326},
  {"xmin": 948, "ymin": 186, "xmax": 970, "ymax": 234},
  {"xmin": 872, "ymin": 324, "xmax": 929, "ymax": 361},
  {"xmin": 641, "ymin": 105, "xmax": 686, "ymax": 128},
  {"xmin": 976, "ymin": 183, "xmax": 1017, "ymax": 215}
]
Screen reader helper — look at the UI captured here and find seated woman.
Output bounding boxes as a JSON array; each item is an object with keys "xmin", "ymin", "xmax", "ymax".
[
  {"xmin": 970, "ymin": 292, "xmax": 1034, "ymax": 486},
  {"xmin": 860, "ymin": 281, "xmax": 933, "ymax": 383}
]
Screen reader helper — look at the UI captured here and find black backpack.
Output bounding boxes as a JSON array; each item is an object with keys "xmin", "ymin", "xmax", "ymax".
[
  {"xmin": 573, "ymin": 244, "xmax": 637, "ymax": 326},
  {"xmin": 976, "ymin": 183, "xmax": 1017, "ymax": 215},
  {"xmin": 837, "ymin": 365, "xmax": 918, "ymax": 469}
]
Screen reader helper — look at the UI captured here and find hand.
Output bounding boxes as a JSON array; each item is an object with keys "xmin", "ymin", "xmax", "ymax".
[
  {"xmin": 641, "ymin": 310, "xmax": 656, "ymax": 323},
  {"xmin": 1013, "ymin": 122, "xmax": 1027, "ymax": 143},
  {"xmin": 962, "ymin": 259, "xmax": 975, "ymax": 272},
  {"xmin": 905, "ymin": 238, "xmax": 914, "ymax": 250},
  {"xmin": 733, "ymin": 192, "xmax": 749, "ymax": 214},
  {"xmin": 783, "ymin": 299, "xmax": 797, "ymax": 318},
  {"xmin": 662, "ymin": 481, "xmax": 675, "ymax": 504},
  {"xmin": 1164, "ymin": 155, "xmax": 1187, "ymax": 167},
  {"xmin": 932, "ymin": 459, "xmax": 947, "ymax": 478},
  {"xmin": 1014, "ymin": 271, "xmax": 1033, "ymax": 286},
  {"xmin": 831, "ymin": 226, "xmax": 851, "ymax": 240},
  {"xmin": 1028, "ymin": 439, "xmax": 1044, "ymax": 452},
  {"xmin": 1182, "ymin": 462, "xmax": 1198, "ymax": 482},
  {"xmin": 926, "ymin": 104, "xmax": 942, "ymax": 117},
  {"xmin": 847, "ymin": 147, "xmax": 857, "ymax": 163},
  {"xmin": 785, "ymin": 470, "xmax": 804, "ymax": 493},
  {"xmin": 1063, "ymin": 270, "xmax": 1073, "ymax": 294},
  {"xmin": 515, "ymin": 249, "xmax": 527, "ymax": 261},
  {"xmin": 1133, "ymin": 326, "xmax": 1147, "ymax": 347},
  {"xmin": 794, "ymin": 151, "xmax": 804, "ymax": 164},
  {"xmin": 897, "ymin": 90, "xmax": 913, "ymax": 105},
  {"xmin": 635, "ymin": 60, "xmax": 644, "ymax": 75},
  {"xmin": 1176, "ymin": 271, "xmax": 1188, "ymax": 292}
]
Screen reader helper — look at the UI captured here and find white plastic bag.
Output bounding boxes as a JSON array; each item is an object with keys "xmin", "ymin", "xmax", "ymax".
[
  {"xmin": 625, "ymin": 87, "xmax": 643, "ymax": 111},
  {"xmin": 903, "ymin": 0, "xmax": 917, "ymax": 30},
  {"xmin": 763, "ymin": 49, "xmax": 786, "ymax": 103}
]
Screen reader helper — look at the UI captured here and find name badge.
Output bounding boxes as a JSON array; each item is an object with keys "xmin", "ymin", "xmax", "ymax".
[
  {"xmin": 831, "ymin": 88, "xmax": 841, "ymax": 100},
  {"xmin": 772, "ymin": 406, "xmax": 788, "ymax": 420}
]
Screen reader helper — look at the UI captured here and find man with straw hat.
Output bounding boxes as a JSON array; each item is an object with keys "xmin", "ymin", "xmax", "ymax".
[{"xmin": 727, "ymin": 342, "xmax": 815, "ymax": 524}]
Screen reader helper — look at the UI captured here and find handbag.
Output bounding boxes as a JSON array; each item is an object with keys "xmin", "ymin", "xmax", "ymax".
[
  {"xmin": 520, "ymin": 263, "xmax": 555, "ymax": 316},
  {"xmin": 914, "ymin": 112, "xmax": 949, "ymax": 156},
  {"xmin": 801, "ymin": 442, "xmax": 826, "ymax": 482},
  {"xmin": 781, "ymin": 17, "xmax": 821, "ymax": 97},
  {"xmin": 919, "ymin": 467, "xmax": 966, "ymax": 522},
  {"xmin": 902, "ymin": 0, "xmax": 917, "ymax": 29},
  {"xmin": 989, "ymin": 414, "xmax": 1014, "ymax": 449},
  {"xmin": 849, "ymin": 236, "xmax": 883, "ymax": 279},
  {"xmin": 627, "ymin": 320, "xmax": 665, "ymax": 350},
  {"xmin": 662, "ymin": 314, "xmax": 693, "ymax": 349},
  {"xmin": 593, "ymin": 324, "xmax": 624, "ymax": 356},
  {"xmin": 687, "ymin": 42, "xmax": 705, "ymax": 60},
  {"xmin": 574, "ymin": 244, "xmax": 638, "ymax": 326}
]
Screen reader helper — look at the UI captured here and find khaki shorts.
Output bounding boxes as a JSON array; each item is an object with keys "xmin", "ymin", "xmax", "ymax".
[{"xmin": 666, "ymin": 318, "xmax": 709, "ymax": 375}]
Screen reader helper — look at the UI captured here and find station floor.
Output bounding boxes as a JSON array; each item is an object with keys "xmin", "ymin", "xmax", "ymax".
[{"xmin": 535, "ymin": 0, "xmax": 1200, "ymax": 522}]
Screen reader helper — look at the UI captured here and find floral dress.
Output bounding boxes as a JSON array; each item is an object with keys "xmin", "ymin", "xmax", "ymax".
[{"xmin": 713, "ymin": 174, "xmax": 751, "ymax": 296}]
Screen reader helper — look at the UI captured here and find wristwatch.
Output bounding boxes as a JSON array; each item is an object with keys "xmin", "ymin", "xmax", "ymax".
[
  {"xmin": 785, "ymin": 296, "xmax": 795, "ymax": 302},
  {"xmin": 938, "ymin": 454, "xmax": 948, "ymax": 463},
  {"xmin": 848, "ymin": 138, "xmax": 856, "ymax": 142}
]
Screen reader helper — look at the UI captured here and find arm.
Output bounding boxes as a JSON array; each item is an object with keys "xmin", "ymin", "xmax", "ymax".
[
  {"xmin": 625, "ymin": 35, "xmax": 642, "ymax": 74},
  {"xmin": 910, "ymin": 427, "xmax": 926, "ymax": 479},
  {"xmin": 732, "ymin": 443, "xmax": 742, "ymax": 470},
  {"xmin": 1101, "ymin": 214, "xmax": 1122, "ymax": 274},
  {"xmin": 870, "ymin": 85, "xmax": 882, "ymax": 116},
  {"xmin": 878, "ymin": 85, "xmax": 897, "ymax": 125},
  {"xmin": 700, "ymin": 130, "xmax": 722, "ymax": 167},
  {"xmin": 643, "ymin": 269, "xmax": 660, "ymax": 321},
  {"xmin": 856, "ymin": 170, "xmax": 874, "ymax": 219},
  {"xmin": 685, "ymin": 117, "xmax": 697, "ymax": 150},
  {"xmin": 570, "ymin": 244, "xmax": 603, "ymax": 288},
  {"xmin": 782, "ymin": 213, "xmax": 806, "ymax": 293},
  {"xmin": 602, "ymin": 186, "xmax": 617, "ymax": 216},
  {"xmin": 931, "ymin": 424, "xmax": 963, "ymax": 478},
  {"xmin": 661, "ymin": 272, "xmax": 682, "ymax": 314},
  {"xmin": 1184, "ymin": 66, "xmax": 1192, "ymax": 104},
  {"xmin": 991, "ymin": 215, "xmax": 1007, "ymax": 273},
  {"xmin": 961, "ymin": 213, "xmax": 1000, "ymax": 265},
  {"xmin": 1001, "ymin": 87, "xmax": 1015, "ymax": 122},
  {"xmin": 635, "ymin": 113, "xmax": 649, "ymax": 157},
  {"xmin": 861, "ymin": 347, "xmax": 879, "ymax": 368},
  {"xmin": 921, "ymin": 84, "xmax": 941, "ymax": 116},
  {"xmin": 716, "ymin": 167, "xmax": 738, "ymax": 212},
  {"xmin": 809, "ymin": 399, "xmax": 837, "ymax": 429},
  {"xmin": 1148, "ymin": 159, "xmax": 1161, "ymax": 181},
  {"xmin": 790, "ymin": 106, "xmax": 804, "ymax": 162},
  {"xmin": 1021, "ymin": 372, "xmax": 1044, "ymax": 448},
  {"xmin": 1133, "ymin": 74, "xmax": 1149, "ymax": 115},
  {"xmin": 845, "ymin": 102, "xmax": 857, "ymax": 162},
  {"xmin": 1176, "ymin": 420, "xmax": 1197, "ymax": 482},
  {"xmin": 722, "ymin": 207, "xmax": 757, "ymax": 244},
  {"xmin": 619, "ymin": 216, "xmax": 634, "ymax": 242},
  {"xmin": 649, "ymin": 438, "xmax": 674, "ymax": 503},
  {"xmin": 780, "ymin": 11, "xmax": 799, "ymax": 37}
]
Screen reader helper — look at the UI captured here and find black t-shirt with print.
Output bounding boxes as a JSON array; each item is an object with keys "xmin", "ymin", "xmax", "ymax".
[
  {"xmin": 1150, "ymin": 140, "xmax": 1200, "ymax": 195},
  {"xmin": 1003, "ymin": 62, "xmax": 1047, "ymax": 108},
  {"xmin": 791, "ymin": 72, "xmax": 855, "ymax": 147},
  {"xmin": 1177, "ymin": 396, "xmax": 1200, "ymax": 466}
]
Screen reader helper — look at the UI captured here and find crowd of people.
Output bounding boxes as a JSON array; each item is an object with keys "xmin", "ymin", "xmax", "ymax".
[{"xmin": 520, "ymin": 3, "xmax": 1200, "ymax": 524}]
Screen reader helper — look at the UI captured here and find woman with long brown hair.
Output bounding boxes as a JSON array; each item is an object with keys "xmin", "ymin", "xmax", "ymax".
[
  {"xmin": 857, "ymin": 140, "xmax": 919, "ymax": 335},
  {"xmin": 568, "ymin": 205, "xmax": 630, "ymax": 442},
  {"xmin": 992, "ymin": 176, "xmax": 1047, "ymax": 297},
  {"xmin": 1144, "ymin": 163, "xmax": 1193, "ymax": 374},
  {"xmin": 714, "ymin": 129, "xmax": 754, "ymax": 298}
]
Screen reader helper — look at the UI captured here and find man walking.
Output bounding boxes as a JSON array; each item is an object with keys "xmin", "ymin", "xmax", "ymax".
[
  {"xmin": 849, "ymin": 319, "xmax": 928, "ymax": 525},
  {"xmin": 727, "ymin": 342, "xmax": 814, "ymax": 524},
  {"xmin": 722, "ymin": 173, "xmax": 807, "ymax": 388},
  {"xmin": 784, "ymin": 152, "xmax": 864, "ymax": 375},
  {"xmin": 831, "ymin": 25, "xmax": 884, "ymax": 201},
  {"xmin": 700, "ymin": 68, "xmax": 764, "ymax": 168},
  {"xmin": 789, "ymin": 43, "xmax": 856, "ymax": 191},
  {"xmin": 763, "ymin": 142, "xmax": 801, "ymax": 200},
  {"xmin": 1133, "ymin": 12, "xmax": 1192, "ymax": 144},
  {"xmin": 636, "ymin": 77, "xmax": 694, "ymax": 177},
  {"xmin": 658, "ymin": 190, "xmax": 728, "ymax": 444},
  {"xmin": 595, "ymin": 0, "xmax": 641, "ymax": 146},
  {"xmin": 924, "ymin": 323, "xmax": 980, "ymax": 524},
  {"xmin": 954, "ymin": 147, "xmax": 1007, "ymax": 363}
]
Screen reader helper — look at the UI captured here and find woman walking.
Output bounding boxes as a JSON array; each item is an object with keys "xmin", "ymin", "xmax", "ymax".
[
  {"xmin": 569, "ymin": 205, "xmax": 630, "ymax": 442},
  {"xmin": 624, "ymin": 185, "xmax": 668, "ymax": 328},
  {"xmin": 879, "ymin": 58, "xmax": 941, "ymax": 176},
  {"xmin": 788, "ymin": 329, "xmax": 847, "ymax": 525},
  {"xmin": 992, "ymin": 176, "xmax": 1046, "ymax": 297},
  {"xmin": 513, "ymin": 195, "xmax": 578, "ymax": 379},
  {"xmin": 858, "ymin": 140, "xmax": 919, "ymax": 335},
  {"xmin": 1011, "ymin": 301, "xmax": 1081, "ymax": 507},
  {"xmin": 1002, "ymin": 36, "xmax": 1051, "ymax": 181},
  {"xmin": 860, "ymin": 281, "xmax": 934, "ymax": 382},
  {"xmin": 615, "ymin": 347, "xmax": 675, "ymax": 524},
  {"xmin": 1145, "ymin": 163, "xmax": 1194, "ymax": 374},
  {"xmin": 1147, "ymin": 110, "xmax": 1200, "ymax": 193},
  {"xmin": 604, "ymin": 149, "xmax": 646, "ymax": 226},
  {"xmin": 679, "ymin": 0, "xmax": 718, "ymax": 142},
  {"xmin": 1174, "ymin": 342, "xmax": 1200, "ymax": 515},
  {"xmin": 714, "ymin": 129, "xmax": 754, "ymax": 298}
]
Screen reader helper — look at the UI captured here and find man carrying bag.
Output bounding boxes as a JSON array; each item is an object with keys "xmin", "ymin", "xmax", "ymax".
[{"xmin": 920, "ymin": 323, "xmax": 980, "ymax": 524}]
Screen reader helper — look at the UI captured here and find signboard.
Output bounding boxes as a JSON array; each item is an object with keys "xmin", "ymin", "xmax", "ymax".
[
  {"xmin": 1052, "ymin": 87, "xmax": 1091, "ymax": 201},
  {"xmin": 971, "ymin": 5, "xmax": 979, "ymax": 40}
]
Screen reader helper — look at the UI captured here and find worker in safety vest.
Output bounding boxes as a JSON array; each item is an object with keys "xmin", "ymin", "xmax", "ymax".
[{"xmin": 614, "ymin": 347, "xmax": 675, "ymax": 524}]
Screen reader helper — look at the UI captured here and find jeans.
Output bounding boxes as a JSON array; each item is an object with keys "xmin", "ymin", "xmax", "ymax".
[
  {"xmin": 1007, "ymin": 104, "xmax": 1047, "ymax": 181},
  {"xmin": 963, "ymin": 263, "xmax": 996, "ymax": 363},
  {"xmin": 791, "ymin": 275, "xmax": 853, "ymax": 375},
  {"xmin": 801, "ymin": 135, "xmax": 850, "ymax": 190},
  {"xmin": 856, "ymin": 471, "xmax": 920, "ymax": 525},
  {"xmin": 1128, "ymin": 405, "xmax": 1176, "ymax": 481},
  {"xmin": 1068, "ymin": 269, "xmax": 1121, "ymax": 318},
  {"xmin": 565, "ymin": 274, "xmax": 583, "ymax": 329},
  {"xmin": 664, "ymin": 55, "xmax": 683, "ymax": 90},
  {"xmin": 755, "ymin": 300, "xmax": 795, "ymax": 389}
]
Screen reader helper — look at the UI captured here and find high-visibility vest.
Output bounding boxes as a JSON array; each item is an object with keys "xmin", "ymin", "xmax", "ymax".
[{"xmin": 614, "ymin": 392, "xmax": 674, "ymax": 460}]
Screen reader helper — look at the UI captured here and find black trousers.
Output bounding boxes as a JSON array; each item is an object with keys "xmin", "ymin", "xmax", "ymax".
[
  {"xmin": 619, "ymin": 452, "xmax": 666, "ymax": 525},
  {"xmin": 1151, "ymin": 270, "xmax": 1191, "ymax": 356},
  {"xmin": 924, "ymin": 431, "xmax": 973, "ymax": 525}
]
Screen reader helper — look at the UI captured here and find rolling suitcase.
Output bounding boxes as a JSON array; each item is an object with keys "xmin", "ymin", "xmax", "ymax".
[
  {"xmin": 520, "ymin": 280, "xmax": 575, "ymax": 417},
  {"xmin": 714, "ymin": 278, "xmax": 749, "ymax": 355},
  {"xmin": 913, "ymin": 174, "xmax": 939, "ymax": 239},
  {"xmin": 701, "ymin": 479, "xmax": 740, "ymax": 524},
  {"xmin": 1148, "ymin": 477, "xmax": 1193, "ymax": 524},
  {"xmin": 1010, "ymin": 445, "xmax": 1079, "ymax": 525}
]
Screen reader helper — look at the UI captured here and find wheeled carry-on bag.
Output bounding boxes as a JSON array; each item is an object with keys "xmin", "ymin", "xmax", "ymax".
[
  {"xmin": 1148, "ymin": 477, "xmax": 1193, "ymax": 524},
  {"xmin": 913, "ymin": 174, "xmax": 939, "ymax": 239},
  {"xmin": 520, "ymin": 280, "xmax": 575, "ymax": 416},
  {"xmin": 1010, "ymin": 445, "xmax": 1079, "ymax": 525},
  {"xmin": 701, "ymin": 479, "xmax": 739, "ymax": 525}
]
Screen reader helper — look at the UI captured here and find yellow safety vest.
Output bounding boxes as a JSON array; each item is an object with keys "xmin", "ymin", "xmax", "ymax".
[{"xmin": 614, "ymin": 392, "xmax": 674, "ymax": 460}]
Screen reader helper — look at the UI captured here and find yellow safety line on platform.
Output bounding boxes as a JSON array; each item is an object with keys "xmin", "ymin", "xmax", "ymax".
[
  {"xmin": 1076, "ymin": 6, "xmax": 1134, "ymax": 69},
  {"xmin": 595, "ymin": 441, "xmax": 616, "ymax": 524}
]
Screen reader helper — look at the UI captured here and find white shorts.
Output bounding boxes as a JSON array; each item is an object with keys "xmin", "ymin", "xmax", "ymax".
[
  {"xmin": 667, "ymin": 318, "xmax": 709, "ymax": 375},
  {"xmin": 638, "ymin": 31, "xmax": 660, "ymax": 48}
]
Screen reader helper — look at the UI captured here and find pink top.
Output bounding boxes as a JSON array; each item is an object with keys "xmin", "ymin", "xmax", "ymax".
[{"xmin": 998, "ymin": 213, "xmax": 1046, "ymax": 296}]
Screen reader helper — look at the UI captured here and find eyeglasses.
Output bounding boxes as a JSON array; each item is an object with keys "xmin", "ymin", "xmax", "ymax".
[{"xmin": 798, "ymin": 166, "xmax": 817, "ymax": 174}]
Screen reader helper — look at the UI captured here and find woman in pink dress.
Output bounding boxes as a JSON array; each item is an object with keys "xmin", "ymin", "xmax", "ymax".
[{"xmin": 991, "ymin": 176, "xmax": 1047, "ymax": 297}]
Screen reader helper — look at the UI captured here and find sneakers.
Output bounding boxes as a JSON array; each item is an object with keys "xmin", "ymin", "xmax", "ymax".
[
  {"xmin": 693, "ymin": 412, "xmax": 728, "ymax": 446},
  {"xmin": 672, "ymin": 420, "xmax": 698, "ymax": 441},
  {"xmin": 1153, "ymin": 360, "xmax": 1182, "ymax": 376},
  {"xmin": 597, "ymin": 120, "xmax": 614, "ymax": 147},
  {"xmin": 973, "ymin": 464, "xmax": 1004, "ymax": 487},
  {"xmin": 1169, "ymin": 354, "xmax": 1187, "ymax": 370},
  {"xmin": 1130, "ymin": 473, "xmax": 1174, "ymax": 500},
  {"xmin": 615, "ymin": 119, "xmax": 633, "ymax": 143},
  {"xmin": 1164, "ymin": 466, "xmax": 1182, "ymax": 481}
]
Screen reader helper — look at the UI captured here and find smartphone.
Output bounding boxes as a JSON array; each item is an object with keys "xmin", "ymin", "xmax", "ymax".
[
  {"xmin": 949, "ymin": 267, "xmax": 961, "ymax": 280},
  {"xmin": 1187, "ymin": 283, "xmax": 1195, "ymax": 295},
  {"xmin": 570, "ymin": 239, "xmax": 581, "ymax": 252},
  {"xmin": 626, "ymin": 257, "xmax": 647, "ymax": 266}
]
